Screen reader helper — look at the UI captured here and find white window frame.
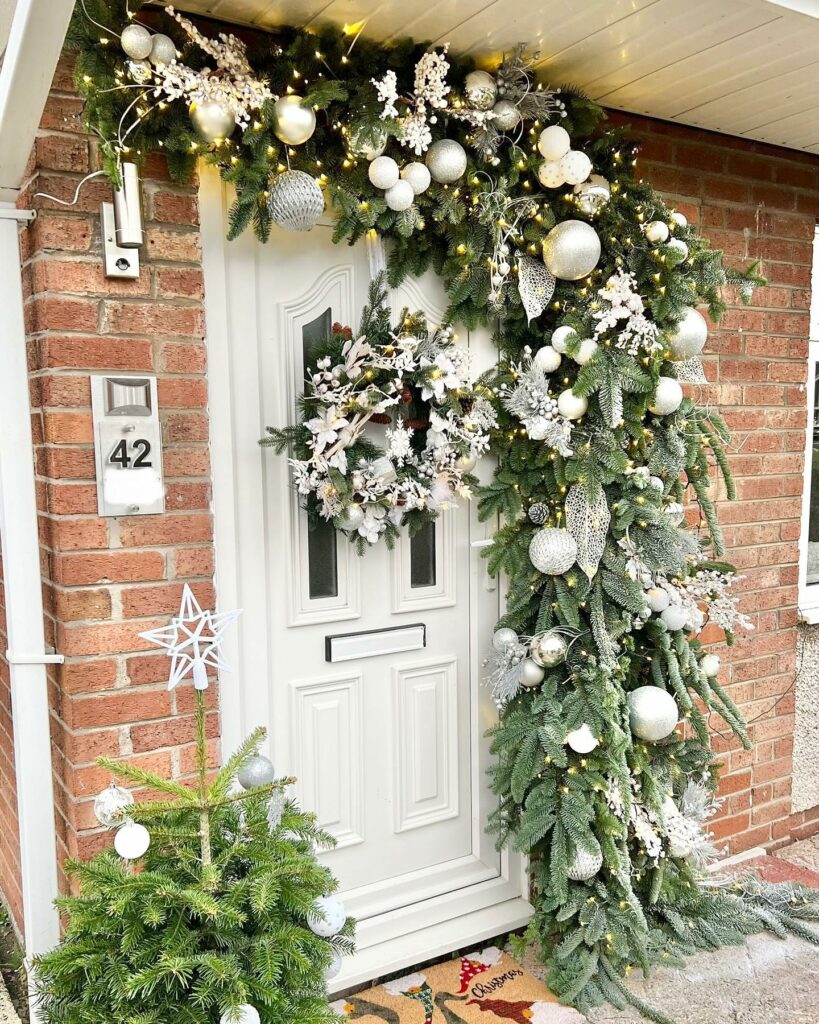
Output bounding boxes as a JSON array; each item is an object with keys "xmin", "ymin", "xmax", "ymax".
[{"xmin": 798, "ymin": 225, "xmax": 819, "ymax": 621}]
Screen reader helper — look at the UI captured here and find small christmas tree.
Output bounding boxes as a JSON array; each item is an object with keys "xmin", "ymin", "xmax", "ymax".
[{"xmin": 34, "ymin": 587, "xmax": 353, "ymax": 1024}]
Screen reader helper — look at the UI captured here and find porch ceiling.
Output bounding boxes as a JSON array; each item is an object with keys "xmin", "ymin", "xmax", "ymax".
[{"xmin": 171, "ymin": 0, "xmax": 819, "ymax": 154}]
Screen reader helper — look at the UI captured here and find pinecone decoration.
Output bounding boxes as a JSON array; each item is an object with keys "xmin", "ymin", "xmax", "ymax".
[{"xmin": 528, "ymin": 502, "xmax": 549, "ymax": 525}]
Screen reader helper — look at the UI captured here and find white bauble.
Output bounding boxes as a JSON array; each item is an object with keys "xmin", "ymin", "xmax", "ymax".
[
  {"xmin": 338, "ymin": 505, "xmax": 365, "ymax": 531},
  {"xmin": 272, "ymin": 95, "xmax": 317, "ymax": 145},
  {"xmin": 220, "ymin": 1006, "xmax": 261, "ymax": 1024},
  {"xmin": 384, "ymin": 179, "xmax": 415, "ymax": 211},
  {"xmin": 573, "ymin": 338, "xmax": 598, "ymax": 366},
  {"xmin": 189, "ymin": 100, "xmax": 236, "ymax": 142},
  {"xmin": 121, "ymin": 23, "xmax": 153, "ymax": 60},
  {"xmin": 464, "ymin": 70, "xmax": 498, "ymax": 111},
  {"xmin": 529, "ymin": 528, "xmax": 578, "ymax": 575},
  {"xmin": 400, "ymin": 161, "xmax": 431, "ymax": 195},
  {"xmin": 668, "ymin": 307, "xmax": 708, "ymax": 361},
  {"xmin": 368, "ymin": 155, "xmax": 400, "ymax": 190},
  {"xmin": 533, "ymin": 345, "xmax": 562, "ymax": 373},
  {"xmin": 551, "ymin": 325, "xmax": 577, "ymax": 353},
  {"xmin": 94, "ymin": 783, "xmax": 134, "ymax": 828},
  {"xmin": 456, "ymin": 453, "xmax": 477, "ymax": 473},
  {"xmin": 700, "ymin": 653, "xmax": 721, "ymax": 677},
  {"xmin": 325, "ymin": 949, "xmax": 343, "ymax": 982},
  {"xmin": 645, "ymin": 587, "xmax": 670, "ymax": 613},
  {"xmin": 348, "ymin": 124, "xmax": 388, "ymax": 160},
  {"xmin": 649, "ymin": 377, "xmax": 683, "ymax": 416},
  {"xmin": 114, "ymin": 820, "xmax": 151, "ymax": 860},
  {"xmin": 567, "ymin": 845, "xmax": 603, "ymax": 881},
  {"xmin": 667, "ymin": 238, "xmax": 689, "ymax": 261},
  {"xmin": 660, "ymin": 605, "xmax": 688, "ymax": 631},
  {"xmin": 370, "ymin": 456, "xmax": 397, "ymax": 483},
  {"xmin": 557, "ymin": 389, "xmax": 588, "ymax": 420},
  {"xmin": 531, "ymin": 630, "xmax": 568, "ymax": 668},
  {"xmin": 560, "ymin": 150, "xmax": 592, "ymax": 186},
  {"xmin": 644, "ymin": 220, "xmax": 669, "ymax": 244},
  {"xmin": 670, "ymin": 211, "xmax": 688, "ymax": 228},
  {"xmin": 149, "ymin": 33, "xmax": 176, "ymax": 65},
  {"xmin": 537, "ymin": 161, "xmax": 565, "ymax": 189},
  {"xmin": 537, "ymin": 124, "xmax": 571, "ymax": 161},
  {"xmin": 566, "ymin": 723, "xmax": 598, "ymax": 754},
  {"xmin": 267, "ymin": 170, "xmax": 324, "ymax": 232},
  {"xmin": 308, "ymin": 895, "xmax": 347, "ymax": 937},
  {"xmin": 491, "ymin": 99, "xmax": 520, "ymax": 131},
  {"xmin": 426, "ymin": 139, "xmax": 467, "ymax": 183},
  {"xmin": 542, "ymin": 221, "xmax": 601, "ymax": 280},
  {"xmin": 493, "ymin": 627, "xmax": 519, "ymax": 652},
  {"xmin": 627, "ymin": 686, "xmax": 679, "ymax": 742},
  {"xmin": 237, "ymin": 754, "xmax": 276, "ymax": 789},
  {"xmin": 520, "ymin": 658, "xmax": 546, "ymax": 688}
]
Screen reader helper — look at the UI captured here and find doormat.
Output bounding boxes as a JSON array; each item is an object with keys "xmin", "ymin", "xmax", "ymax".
[{"xmin": 331, "ymin": 947, "xmax": 586, "ymax": 1022}]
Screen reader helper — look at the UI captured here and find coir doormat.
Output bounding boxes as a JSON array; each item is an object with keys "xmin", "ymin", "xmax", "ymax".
[{"xmin": 331, "ymin": 947, "xmax": 585, "ymax": 1023}]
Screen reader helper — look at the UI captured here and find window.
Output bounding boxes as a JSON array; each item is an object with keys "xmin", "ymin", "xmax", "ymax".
[{"xmin": 798, "ymin": 226, "xmax": 819, "ymax": 620}]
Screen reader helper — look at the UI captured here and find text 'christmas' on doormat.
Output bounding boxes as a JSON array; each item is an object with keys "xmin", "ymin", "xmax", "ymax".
[{"xmin": 331, "ymin": 947, "xmax": 586, "ymax": 1023}]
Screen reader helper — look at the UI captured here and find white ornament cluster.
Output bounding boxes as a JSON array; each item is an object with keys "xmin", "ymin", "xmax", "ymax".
[
  {"xmin": 536, "ymin": 125, "xmax": 592, "ymax": 188},
  {"xmin": 592, "ymin": 271, "xmax": 663, "ymax": 357},
  {"xmin": 486, "ymin": 625, "xmax": 571, "ymax": 705},
  {"xmin": 501, "ymin": 354, "xmax": 574, "ymax": 455}
]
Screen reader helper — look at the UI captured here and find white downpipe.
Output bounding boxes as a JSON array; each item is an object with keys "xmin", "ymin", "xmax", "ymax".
[{"xmin": 0, "ymin": 206, "xmax": 61, "ymax": 1011}]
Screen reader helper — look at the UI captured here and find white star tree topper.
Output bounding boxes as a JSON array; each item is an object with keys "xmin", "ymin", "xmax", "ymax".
[{"xmin": 139, "ymin": 585, "xmax": 242, "ymax": 690}]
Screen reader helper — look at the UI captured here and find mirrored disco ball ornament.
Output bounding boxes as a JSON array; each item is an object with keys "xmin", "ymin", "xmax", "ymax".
[
  {"xmin": 237, "ymin": 753, "xmax": 276, "ymax": 789},
  {"xmin": 114, "ymin": 820, "xmax": 151, "ymax": 860},
  {"xmin": 325, "ymin": 949, "xmax": 343, "ymax": 982},
  {"xmin": 492, "ymin": 627, "xmax": 519, "ymax": 652},
  {"xmin": 121, "ymin": 23, "xmax": 153, "ymax": 60},
  {"xmin": 94, "ymin": 783, "xmax": 134, "ymax": 828},
  {"xmin": 531, "ymin": 630, "xmax": 568, "ymax": 668},
  {"xmin": 649, "ymin": 376, "xmax": 683, "ymax": 416},
  {"xmin": 528, "ymin": 501, "xmax": 549, "ymax": 525},
  {"xmin": 491, "ymin": 99, "xmax": 520, "ymax": 131},
  {"xmin": 308, "ymin": 895, "xmax": 347, "ymax": 937},
  {"xmin": 464, "ymin": 70, "xmax": 498, "ymax": 110},
  {"xmin": 542, "ymin": 220, "xmax": 601, "ymax": 280},
  {"xmin": 426, "ymin": 139, "xmax": 467, "ymax": 183},
  {"xmin": 189, "ymin": 99, "xmax": 236, "ymax": 142},
  {"xmin": 529, "ymin": 528, "xmax": 578, "ymax": 575},
  {"xmin": 627, "ymin": 685, "xmax": 680, "ymax": 742},
  {"xmin": 220, "ymin": 1005, "xmax": 261, "ymax": 1024},
  {"xmin": 567, "ymin": 845, "xmax": 603, "ymax": 881},
  {"xmin": 272, "ymin": 95, "xmax": 316, "ymax": 145},
  {"xmin": 267, "ymin": 170, "xmax": 324, "ymax": 231},
  {"xmin": 668, "ymin": 307, "xmax": 707, "ymax": 360},
  {"xmin": 574, "ymin": 175, "xmax": 610, "ymax": 215},
  {"xmin": 149, "ymin": 33, "xmax": 176, "ymax": 65},
  {"xmin": 566, "ymin": 723, "xmax": 598, "ymax": 753}
]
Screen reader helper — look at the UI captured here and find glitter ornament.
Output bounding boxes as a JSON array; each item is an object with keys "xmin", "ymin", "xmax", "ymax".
[
  {"xmin": 644, "ymin": 220, "xmax": 669, "ymax": 243},
  {"xmin": 627, "ymin": 686, "xmax": 679, "ymax": 742},
  {"xmin": 559, "ymin": 150, "xmax": 592, "ymax": 186},
  {"xmin": 189, "ymin": 99, "xmax": 235, "ymax": 141},
  {"xmin": 121, "ymin": 23, "xmax": 153, "ymax": 60},
  {"xmin": 542, "ymin": 220, "xmax": 601, "ymax": 280},
  {"xmin": 667, "ymin": 238, "xmax": 689, "ymax": 261},
  {"xmin": 645, "ymin": 587, "xmax": 670, "ymax": 613},
  {"xmin": 520, "ymin": 658, "xmax": 545, "ymax": 688},
  {"xmin": 537, "ymin": 124, "xmax": 571, "ymax": 161},
  {"xmin": 368, "ymin": 155, "xmax": 400, "ymax": 189},
  {"xmin": 528, "ymin": 502, "xmax": 549, "ymax": 525},
  {"xmin": 537, "ymin": 160, "xmax": 565, "ymax": 189},
  {"xmin": 272, "ymin": 95, "xmax": 316, "ymax": 145},
  {"xmin": 464, "ymin": 70, "xmax": 498, "ymax": 110},
  {"xmin": 529, "ymin": 528, "xmax": 578, "ymax": 575},
  {"xmin": 660, "ymin": 605, "xmax": 688, "ymax": 631},
  {"xmin": 308, "ymin": 895, "xmax": 346, "ymax": 937},
  {"xmin": 492, "ymin": 627, "xmax": 519, "ymax": 652},
  {"xmin": 94, "ymin": 783, "xmax": 134, "ymax": 828},
  {"xmin": 557, "ymin": 389, "xmax": 588, "ymax": 420},
  {"xmin": 400, "ymin": 161, "xmax": 432, "ymax": 195},
  {"xmin": 149, "ymin": 33, "xmax": 176, "ymax": 65},
  {"xmin": 572, "ymin": 338, "xmax": 598, "ymax": 366},
  {"xmin": 237, "ymin": 753, "xmax": 276, "ymax": 789},
  {"xmin": 567, "ymin": 845, "xmax": 603, "ymax": 881},
  {"xmin": 348, "ymin": 124, "xmax": 387, "ymax": 160},
  {"xmin": 670, "ymin": 211, "xmax": 688, "ymax": 228},
  {"xmin": 491, "ymin": 99, "xmax": 520, "ymax": 131},
  {"xmin": 566, "ymin": 724, "xmax": 598, "ymax": 754},
  {"xmin": 649, "ymin": 377, "xmax": 683, "ymax": 416},
  {"xmin": 531, "ymin": 630, "xmax": 567, "ymax": 667},
  {"xmin": 425, "ymin": 139, "xmax": 467, "ymax": 183},
  {"xmin": 700, "ymin": 653, "xmax": 721, "ymax": 677},
  {"xmin": 113, "ymin": 820, "xmax": 151, "ymax": 860},
  {"xmin": 325, "ymin": 949, "xmax": 343, "ymax": 982},
  {"xmin": 551, "ymin": 325, "xmax": 577, "ymax": 353},
  {"xmin": 267, "ymin": 170, "xmax": 324, "ymax": 231},
  {"xmin": 668, "ymin": 307, "xmax": 708, "ymax": 360},
  {"xmin": 533, "ymin": 345, "xmax": 561, "ymax": 373},
  {"xmin": 220, "ymin": 1006, "xmax": 260, "ymax": 1024},
  {"xmin": 384, "ymin": 179, "xmax": 415, "ymax": 211}
]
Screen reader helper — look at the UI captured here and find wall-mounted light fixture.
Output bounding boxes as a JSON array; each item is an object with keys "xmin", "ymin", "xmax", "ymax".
[{"xmin": 101, "ymin": 161, "xmax": 143, "ymax": 279}]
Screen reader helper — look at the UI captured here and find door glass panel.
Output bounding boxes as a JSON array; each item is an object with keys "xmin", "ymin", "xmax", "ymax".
[
  {"xmin": 807, "ymin": 360, "xmax": 819, "ymax": 585},
  {"xmin": 302, "ymin": 308, "xmax": 338, "ymax": 599},
  {"xmin": 410, "ymin": 521, "xmax": 437, "ymax": 588}
]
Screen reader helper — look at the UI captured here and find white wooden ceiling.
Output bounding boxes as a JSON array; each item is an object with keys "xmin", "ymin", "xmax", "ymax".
[{"xmin": 174, "ymin": 0, "xmax": 819, "ymax": 153}]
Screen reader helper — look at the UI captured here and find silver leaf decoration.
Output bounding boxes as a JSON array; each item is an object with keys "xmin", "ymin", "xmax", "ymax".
[
  {"xmin": 675, "ymin": 356, "xmax": 707, "ymax": 384},
  {"xmin": 565, "ymin": 483, "xmax": 610, "ymax": 580},
  {"xmin": 518, "ymin": 255, "xmax": 555, "ymax": 324}
]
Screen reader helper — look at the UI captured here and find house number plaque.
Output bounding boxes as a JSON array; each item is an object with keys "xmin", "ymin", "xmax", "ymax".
[{"xmin": 90, "ymin": 374, "xmax": 165, "ymax": 517}]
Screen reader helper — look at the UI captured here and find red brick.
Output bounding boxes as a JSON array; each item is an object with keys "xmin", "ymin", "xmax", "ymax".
[
  {"xmin": 38, "ymin": 335, "xmax": 154, "ymax": 371},
  {"xmin": 146, "ymin": 227, "xmax": 201, "ymax": 262},
  {"xmin": 28, "ymin": 295, "xmax": 98, "ymax": 333},
  {"xmin": 173, "ymin": 546, "xmax": 214, "ymax": 578},
  {"xmin": 157, "ymin": 378, "xmax": 209, "ymax": 408},
  {"xmin": 121, "ymin": 581, "xmax": 215, "ymax": 618},
  {"xmin": 43, "ymin": 516, "xmax": 108, "ymax": 551},
  {"xmin": 154, "ymin": 267, "xmax": 204, "ymax": 299},
  {"xmin": 28, "ymin": 212, "xmax": 93, "ymax": 254},
  {"xmin": 119, "ymin": 514, "xmax": 212, "ymax": 547},
  {"xmin": 66, "ymin": 689, "xmax": 172, "ymax": 729},
  {"xmin": 52, "ymin": 587, "xmax": 112, "ymax": 622},
  {"xmin": 52, "ymin": 550, "xmax": 166, "ymax": 586},
  {"xmin": 58, "ymin": 659, "xmax": 118, "ymax": 695},
  {"xmin": 101, "ymin": 301, "xmax": 204, "ymax": 337},
  {"xmin": 149, "ymin": 191, "xmax": 199, "ymax": 225},
  {"xmin": 158, "ymin": 341, "xmax": 207, "ymax": 374},
  {"xmin": 57, "ymin": 619, "xmax": 164, "ymax": 657},
  {"xmin": 130, "ymin": 710, "xmax": 219, "ymax": 753}
]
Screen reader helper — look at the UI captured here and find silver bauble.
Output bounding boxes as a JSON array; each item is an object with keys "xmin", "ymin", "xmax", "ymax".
[
  {"xmin": 348, "ymin": 124, "xmax": 387, "ymax": 160},
  {"xmin": 567, "ymin": 845, "xmax": 603, "ymax": 881},
  {"xmin": 456, "ymin": 453, "xmax": 477, "ymax": 473},
  {"xmin": 649, "ymin": 376, "xmax": 683, "ymax": 416},
  {"xmin": 426, "ymin": 139, "xmax": 467, "ymax": 183},
  {"xmin": 238, "ymin": 754, "xmax": 276, "ymax": 789},
  {"xmin": 149, "ymin": 33, "xmax": 177, "ymax": 66},
  {"xmin": 529, "ymin": 528, "xmax": 578, "ymax": 575},
  {"xmin": 464, "ymin": 70, "xmax": 498, "ymax": 111},
  {"xmin": 528, "ymin": 502, "xmax": 549, "ymax": 525},
  {"xmin": 574, "ymin": 175, "xmax": 610, "ymax": 215},
  {"xmin": 670, "ymin": 211, "xmax": 688, "ymax": 228},
  {"xmin": 308, "ymin": 894, "xmax": 346, "ymax": 937},
  {"xmin": 537, "ymin": 124, "xmax": 571, "ymax": 162},
  {"xmin": 220, "ymin": 1006, "xmax": 260, "ymax": 1024},
  {"xmin": 531, "ymin": 630, "xmax": 567, "ymax": 668},
  {"xmin": 384, "ymin": 179, "xmax": 414, "ymax": 211},
  {"xmin": 338, "ymin": 504, "xmax": 365, "ymax": 532},
  {"xmin": 272, "ymin": 95, "xmax": 316, "ymax": 146},
  {"xmin": 368, "ymin": 155, "xmax": 400, "ymax": 190},
  {"xmin": 660, "ymin": 605, "xmax": 688, "ymax": 631},
  {"xmin": 542, "ymin": 220, "xmax": 601, "ymax": 280},
  {"xmin": 668, "ymin": 307, "xmax": 707, "ymax": 360},
  {"xmin": 551, "ymin": 325, "xmax": 577, "ymax": 353},
  {"xmin": 533, "ymin": 345, "xmax": 561, "ymax": 373},
  {"xmin": 700, "ymin": 653, "xmax": 721, "ymax": 677},
  {"xmin": 627, "ymin": 686, "xmax": 680, "ymax": 742},
  {"xmin": 401, "ymin": 161, "xmax": 432, "ymax": 195},
  {"xmin": 520, "ymin": 658, "xmax": 545, "ymax": 688},
  {"xmin": 491, "ymin": 99, "xmax": 521, "ymax": 131},
  {"xmin": 492, "ymin": 627, "xmax": 519, "ymax": 652},
  {"xmin": 667, "ymin": 238, "xmax": 689, "ymax": 261},
  {"xmin": 267, "ymin": 170, "xmax": 324, "ymax": 231},
  {"xmin": 121, "ymin": 23, "xmax": 153, "ymax": 60},
  {"xmin": 189, "ymin": 99, "xmax": 236, "ymax": 142},
  {"xmin": 566, "ymin": 723, "xmax": 598, "ymax": 754},
  {"xmin": 325, "ymin": 949, "xmax": 343, "ymax": 982},
  {"xmin": 94, "ymin": 783, "xmax": 134, "ymax": 828},
  {"xmin": 127, "ymin": 60, "xmax": 153, "ymax": 84},
  {"xmin": 644, "ymin": 220, "xmax": 669, "ymax": 244}
]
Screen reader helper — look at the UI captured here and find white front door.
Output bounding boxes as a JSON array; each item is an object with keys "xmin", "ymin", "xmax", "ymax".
[{"xmin": 200, "ymin": 167, "xmax": 530, "ymax": 991}]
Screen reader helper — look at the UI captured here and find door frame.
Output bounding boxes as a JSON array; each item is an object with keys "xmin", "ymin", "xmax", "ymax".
[{"xmin": 198, "ymin": 165, "xmax": 531, "ymax": 991}]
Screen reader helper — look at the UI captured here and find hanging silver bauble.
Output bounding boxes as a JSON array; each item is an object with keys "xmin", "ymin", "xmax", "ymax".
[
  {"xmin": 384, "ymin": 179, "xmax": 415, "ymax": 211},
  {"xmin": 529, "ymin": 528, "xmax": 578, "ymax": 575},
  {"xmin": 127, "ymin": 60, "xmax": 153, "ymax": 84},
  {"xmin": 149, "ymin": 33, "xmax": 177, "ymax": 66},
  {"xmin": 348, "ymin": 124, "xmax": 388, "ymax": 160},
  {"xmin": 325, "ymin": 949, "xmax": 343, "ymax": 982},
  {"xmin": 528, "ymin": 502, "xmax": 549, "ymax": 525},
  {"xmin": 307, "ymin": 894, "xmax": 346, "ymax": 937},
  {"xmin": 574, "ymin": 175, "xmax": 610, "ymax": 216},
  {"xmin": 567, "ymin": 845, "xmax": 603, "ymax": 881},
  {"xmin": 668, "ymin": 307, "xmax": 707, "ymax": 360},
  {"xmin": 644, "ymin": 220, "xmax": 670, "ymax": 244},
  {"xmin": 566, "ymin": 723, "xmax": 598, "ymax": 753},
  {"xmin": 491, "ymin": 99, "xmax": 520, "ymax": 131},
  {"xmin": 520, "ymin": 658, "xmax": 545, "ymax": 688},
  {"xmin": 425, "ymin": 139, "xmax": 467, "ymax": 183},
  {"xmin": 272, "ymin": 95, "xmax": 316, "ymax": 146},
  {"xmin": 649, "ymin": 376, "xmax": 683, "ymax": 416},
  {"xmin": 464, "ymin": 70, "xmax": 498, "ymax": 111},
  {"xmin": 627, "ymin": 686, "xmax": 680, "ymax": 742},
  {"xmin": 94, "ymin": 783, "xmax": 135, "ymax": 828},
  {"xmin": 492, "ymin": 627, "xmax": 519, "ymax": 652},
  {"xmin": 401, "ymin": 161, "xmax": 432, "ymax": 195},
  {"xmin": 121, "ymin": 23, "xmax": 153, "ymax": 60},
  {"xmin": 189, "ymin": 99, "xmax": 236, "ymax": 142},
  {"xmin": 238, "ymin": 753, "xmax": 276, "ymax": 789},
  {"xmin": 456, "ymin": 452, "xmax": 477, "ymax": 473},
  {"xmin": 700, "ymin": 653, "xmax": 721, "ymax": 677},
  {"xmin": 531, "ymin": 630, "xmax": 568, "ymax": 668},
  {"xmin": 542, "ymin": 220, "xmax": 601, "ymax": 280},
  {"xmin": 368, "ymin": 155, "xmax": 400, "ymax": 190},
  {"xmin": 670, "ymin": 211, "xmax": 688, "ymax": 228},
  {"xmin": 338, "ymin": 504, "xmax": 365, "ymax": 532},
  {"xmin": 267, "ymin": 170, "xmax": 324, "ymax": 232}
]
